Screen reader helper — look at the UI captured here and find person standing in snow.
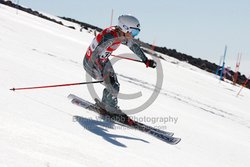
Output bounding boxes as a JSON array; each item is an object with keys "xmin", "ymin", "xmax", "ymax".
[{"xmin": 83, "ymin": 15, "xmax": 156, "ymax": 114}]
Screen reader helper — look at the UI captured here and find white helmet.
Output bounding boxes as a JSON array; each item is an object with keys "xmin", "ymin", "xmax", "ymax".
[{"xmin": 118, "ymin": 15, "xmax": 140, "ymax": 37}]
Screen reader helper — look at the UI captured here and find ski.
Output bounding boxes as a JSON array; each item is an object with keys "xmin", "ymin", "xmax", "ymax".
[
  {"xmin": 93, "ymin": 97, "xmax": 175, "ymax": 137},
  {"xmin": 68, "ymin": 94, "xmax": 181, "ymax": 145},
  {"xmin": 68, "ymin": 94, "xmax": 174, "ymax": 136}
]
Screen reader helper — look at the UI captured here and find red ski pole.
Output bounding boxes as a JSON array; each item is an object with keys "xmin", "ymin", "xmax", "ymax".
[
  {"xmin": 237, "ymin": 75, "xmax": 250, "ymax": 97},
  {"xmin": 111, "ymin": 55, "xmax": 143, "ymax": 63},
  {"xmin": 10, "ymin": 80, "xmax": 103, "ymax": 91}
]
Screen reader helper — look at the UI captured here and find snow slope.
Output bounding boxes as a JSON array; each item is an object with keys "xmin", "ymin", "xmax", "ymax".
[{"xmin": 1, "ymin": 4, "xmax": 250, "ymax": 167}]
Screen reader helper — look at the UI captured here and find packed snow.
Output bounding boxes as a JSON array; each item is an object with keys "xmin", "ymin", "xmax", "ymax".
[{"xmin": 0, "ymin": 4, "xmax": 250, "ymax": 167}]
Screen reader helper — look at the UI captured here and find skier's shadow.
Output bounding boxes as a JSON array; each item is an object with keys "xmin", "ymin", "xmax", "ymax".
[{"xmin": 73, "ymin": 116, "xmax": 149, "ymax": 147}]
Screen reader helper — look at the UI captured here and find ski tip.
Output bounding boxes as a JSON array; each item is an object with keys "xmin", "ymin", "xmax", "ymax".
[
  {"xmin": 10, "ymin": 88, "xmax": 15, "ymax": 91},
  {"xmin": 67, "ymin": 94, "xmax": 76, "ymax": 99},
  {"xmin": 171, "ymin": 138, "xmax": 181, "ymax": 145}
]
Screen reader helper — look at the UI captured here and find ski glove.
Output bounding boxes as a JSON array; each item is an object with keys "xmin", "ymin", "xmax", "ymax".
[{"xmin": 145, "ymin": 59, "xmax": 157, "ymax": 68}]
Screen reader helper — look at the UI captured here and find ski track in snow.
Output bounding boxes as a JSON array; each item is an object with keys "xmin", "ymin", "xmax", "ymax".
[
  {"xmin": 116, "ymin": 74, "xmax": 250, "ymax": 129},
  {"xmin": 32, "ymin": 48, "xmax": 79, "ymax": 65}
]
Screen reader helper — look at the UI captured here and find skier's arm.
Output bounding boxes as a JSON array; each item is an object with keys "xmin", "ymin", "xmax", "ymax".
[
  {"xmin": 127, "ymin": 40, "xmax": 147, "ymax": 62},
  {"xmin": 127, "ymin": 40, "xmax": 157, "ymax": 68}
]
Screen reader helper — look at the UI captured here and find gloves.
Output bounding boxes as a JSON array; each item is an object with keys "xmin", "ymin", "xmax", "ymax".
[{"xmin": 145, "ymin": 59, "xmax": 157, "ymax": 68}]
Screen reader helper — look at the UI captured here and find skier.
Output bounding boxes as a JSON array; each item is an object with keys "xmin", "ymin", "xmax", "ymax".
[{"xmin": 83, "ymin": 14, "xmax": 157, "ymax": 114}]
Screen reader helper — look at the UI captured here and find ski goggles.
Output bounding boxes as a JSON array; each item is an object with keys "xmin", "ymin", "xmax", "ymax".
[
  {"xmin": 130, "ymin": 27, "xmax": 140, "ymax": 37},
  {"xmin": 123, "ymin": 25, "xmax": 140, "ymax": 37}
]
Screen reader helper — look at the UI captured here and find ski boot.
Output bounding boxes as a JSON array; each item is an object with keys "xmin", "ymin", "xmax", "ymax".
[{"xmin": 94, "ymin": 98, "xmax": 134, "ymax": 125}]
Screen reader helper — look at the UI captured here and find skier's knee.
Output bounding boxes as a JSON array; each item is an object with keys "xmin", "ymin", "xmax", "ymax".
[
  {"xmin": 109, "ymin": 75, "xmax": 120, "ymax": 95},
  {"xmin": 113, "ymin": 81, "xmax": 120, "ymax": 95},
  {"xmin": 105, "ymin": 80, "xmax": 119, "ymax": 96}
]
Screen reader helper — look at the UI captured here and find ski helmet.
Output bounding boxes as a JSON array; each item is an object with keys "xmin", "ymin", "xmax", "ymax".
[{"xmin": 118, "ymin": 15, "xmax": 140, "ymax": 37}]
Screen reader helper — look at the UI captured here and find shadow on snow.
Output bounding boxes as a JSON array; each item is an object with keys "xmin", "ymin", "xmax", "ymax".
[{"xmin": 73, "ymin": 116, "xmax": 149, "ymax": 148}]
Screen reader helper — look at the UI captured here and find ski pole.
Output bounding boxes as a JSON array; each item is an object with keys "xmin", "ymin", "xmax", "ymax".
[
  {"xmin": 236, "ymin": 75, "xmax": 250, "ymax": 97},
  {"xmin": 10, "ymin": 80, "xmax": 103, "ymax": 91},
  {"xmin": 111, "ymin": 55, "xmax": 143, "ymax": 63}
]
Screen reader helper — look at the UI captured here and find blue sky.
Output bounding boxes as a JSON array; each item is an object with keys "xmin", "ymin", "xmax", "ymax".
[{"xmin": 18, "ymin": 0, "xmax": 250, "ymax": 76}]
